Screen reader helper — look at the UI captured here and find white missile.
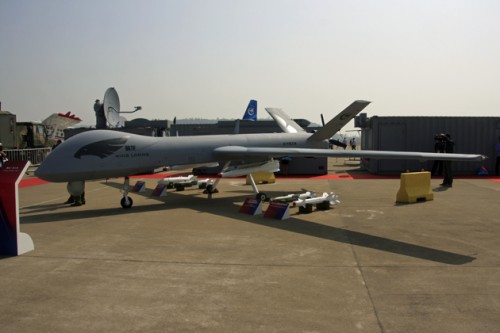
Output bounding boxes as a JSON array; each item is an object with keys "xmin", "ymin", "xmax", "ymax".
[
  {"xmin": 197, "ymin": 178, "xmax": 214, "ymax": 189},
  {"xmin": 158, "ymin": 175, "xmax": 198, "ymax": 186},
  {"xmin": 197, "ymin": 179, "xmax": 213, "ymax": 186},
  {"xmin": 271, "ymin": 191, "xmax": 313, "ymax": 202},
  {"xmin": 220, "ymin": 160, "xmax": 280, "ymax": 178},
  {"xmin": 292, "ymin": 192, "xmax": 339, "ymax": 208}
]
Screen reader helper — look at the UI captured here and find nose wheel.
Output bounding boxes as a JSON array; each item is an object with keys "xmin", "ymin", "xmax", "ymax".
[
  {"xmin": 121, "ymin": 196, "xmax": 133, "ymax": 209},
  {"xmin": 120, "ymin": 177, "xmax": 133, "ymax": 209}
]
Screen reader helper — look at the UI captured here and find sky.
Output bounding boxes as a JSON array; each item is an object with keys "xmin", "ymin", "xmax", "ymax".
[{"xmin": 1, "ymin": 0, "xmax": 499, "ymax": 131}]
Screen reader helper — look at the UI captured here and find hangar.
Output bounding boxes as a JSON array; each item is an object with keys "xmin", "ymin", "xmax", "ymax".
[{"xmin": 359, "ymin": 115, "xmax": 500, "ymax": 175}]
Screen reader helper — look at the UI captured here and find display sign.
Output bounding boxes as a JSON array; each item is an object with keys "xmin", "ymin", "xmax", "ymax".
[
  {"xmin": 0, "ymin": 161, "xmax": 34, "ymax": 255},
  {"xmin": 151, "ymin": 183, "xmax": 168, "ymax": 197},
  {"xmin": 239, "ymin": 198, "xmax": 262, "ymax": 215},
  {"xmin": 132, "ymin": 180, "xmax": 146, "ymax": 192},
  {"xmin": 264, "ymin": 201, "xmax": 290, "ymax": 220}
]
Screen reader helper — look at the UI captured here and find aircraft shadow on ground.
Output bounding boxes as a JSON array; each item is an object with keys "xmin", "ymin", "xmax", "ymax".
[
  {"xmin": 20, "ymin": 203, "xmax": 75, "ymax": 214},
  {"xmin": 20, "ymin": 181, "xmax": 475, "ymax": 266},
  {"xmin": 241, "ymin": 216, "xmax": 475, "ymax": 265}
]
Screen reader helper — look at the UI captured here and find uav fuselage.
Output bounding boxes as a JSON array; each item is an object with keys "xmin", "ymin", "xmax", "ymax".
[{"xmin": 36, "ymin": 130, "xmax": 324, "ymax": 182}]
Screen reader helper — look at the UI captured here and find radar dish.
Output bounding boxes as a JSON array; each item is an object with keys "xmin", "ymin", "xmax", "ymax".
[
  {"xmin": 103, "ymin": 88, "xmax": 121, "ymax": 128},
  {"xmin": 118, "ymin": 116, "xmax": 126, "ymax": 128}
]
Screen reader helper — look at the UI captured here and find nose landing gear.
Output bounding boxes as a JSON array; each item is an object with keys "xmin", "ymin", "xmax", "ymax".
[{"xmin": 120, "ymin": 177, "xmax": 133, "ymax": 209}]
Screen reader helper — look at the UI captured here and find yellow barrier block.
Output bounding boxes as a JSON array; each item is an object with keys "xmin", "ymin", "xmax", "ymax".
[
  {"xmin": 246, "ymin": 172, "xmax": 276, "ymax": 184},
  {"xmin": 396, "ymin": 171, "xmax": 433, "ymax": 203}
]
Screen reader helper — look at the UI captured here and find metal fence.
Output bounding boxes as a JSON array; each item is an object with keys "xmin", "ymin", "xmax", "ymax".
[{"xmin": 4, "ymin": 148, "xmax": 52, "ymax": 166}]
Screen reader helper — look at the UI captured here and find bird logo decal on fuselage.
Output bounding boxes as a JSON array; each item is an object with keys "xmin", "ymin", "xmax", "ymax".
[{"xmin": 74, "ymin": 136, "xmax": 129, "ymax": 159}]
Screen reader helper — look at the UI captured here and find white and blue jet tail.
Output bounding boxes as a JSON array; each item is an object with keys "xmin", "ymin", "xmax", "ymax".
[{"xmin": 242, "ymin": 100, "xmax": 257, "ymax": 121}]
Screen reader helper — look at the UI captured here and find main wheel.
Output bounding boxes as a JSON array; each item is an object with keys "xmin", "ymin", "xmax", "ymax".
[
  {"xmin": 120, "ymin": 196, "xmax": 133, "ymax": 209},
  {"xmin": 204, "ymin": 184, "xmax": 219, "ymax": 194}
]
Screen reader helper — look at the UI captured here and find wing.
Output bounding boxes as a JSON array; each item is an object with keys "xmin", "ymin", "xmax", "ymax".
[{"xmin": 214, "ymin": 146, "xmax": 486, "ymax": 162}]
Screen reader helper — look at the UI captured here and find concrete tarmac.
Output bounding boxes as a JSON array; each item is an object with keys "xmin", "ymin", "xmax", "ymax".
[{"xmin": 2, "ymin": 159, "xmax": 500, "ymax": 332}]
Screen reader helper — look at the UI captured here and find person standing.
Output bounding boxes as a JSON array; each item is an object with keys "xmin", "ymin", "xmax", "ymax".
[
  {"xmin": 94, "ymin": 99, "xmax": 106, "ymax": 129},
  {"xmin": 26, "ymin": 124, "xmax": 34, "ymax": 148},
  {"xmin": 53, "ymin": 142, "xmax": 86, "ymax": 206},
  {"xmin": 64, "ymin": 185, "xmax": 86, "ymax": 206},
  {"xmin": 350, "ymin": 137, "xmax": 357, "ymax": 150},
  {"xmin": 0, "ymin": 142, "xmax": 8, "ymax": 168},
  {"xmin": 431, "ymin": 134, "xmax": 446, "ymax": 176},
  {"xmin": 441, "ymin": 134, "xmax": 454, "ymax": 187},
  {"xmin": 52, "ymin": 139, "xmax": 62, "ymax": 150},
  {"xmin": 495, "ymin": 136, "xmax": 500, "ymax": 176}
]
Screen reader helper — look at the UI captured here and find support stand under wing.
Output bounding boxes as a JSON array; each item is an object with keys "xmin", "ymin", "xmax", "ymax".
[{"xmin": 246, "ymin": 173, "xmax": 268, "ymax": 202}]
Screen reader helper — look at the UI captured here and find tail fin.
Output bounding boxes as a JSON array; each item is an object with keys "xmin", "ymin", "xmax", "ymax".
[
  {"xmin": 308, "ymin": 100, "xmax": 370, "ymax": 142},
  {"xmin": 265, "ymin": 108, "xmax": 306, "ymax": 134},
  {"xmin": 42, "ymin": 112, "xmax": 82, "ymax": 141},
  {"xmin": 242, "ymin": 100, "xmax": 257, "ymax": 121}
]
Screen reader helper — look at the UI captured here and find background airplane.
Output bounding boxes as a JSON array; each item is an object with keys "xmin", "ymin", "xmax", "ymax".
[
  {"xmin": 35, "ymin": 100, "xmax": 486, "ymax": 208},
  {"xmin": 42, "ymin": 112, "xmax": 82, "ymax": 145},
  {"xmin": 233, "ymin": 99, "xmax": 257, "ymax": 135},
  {"xmin": 242, "ymin": 100, "xmax": 257, "ymax": 121}
]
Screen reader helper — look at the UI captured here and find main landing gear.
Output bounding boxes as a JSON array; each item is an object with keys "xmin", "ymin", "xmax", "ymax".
[
  {"xmin": 202, "ymin": 175, "xmax": 267, "ymax": 202},
  {"xmin": 247, "ymin": 173, "xmax": 268, "ymax": 202},
  {"xmin": 255, "ymin": 191, "xmax": 268, "ymax": 202}
]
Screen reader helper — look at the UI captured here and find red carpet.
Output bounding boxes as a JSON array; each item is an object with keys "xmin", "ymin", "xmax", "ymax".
[
  {"xmin": 18, "ymin": 174, "xmax": 500, "ymax": 188},
  {"xmin": 19, "ymin": 178, "xmax": 48, "ymax": 188}
]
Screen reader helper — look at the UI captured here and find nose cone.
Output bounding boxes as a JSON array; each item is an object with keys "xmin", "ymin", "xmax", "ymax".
[
  {"xmin": 35, "ymin": 153, "xmax": 61, "ymax": 182},
  {"xmin": 35, "ymin": 140, "xmax": 78, "ymax": 182}
]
